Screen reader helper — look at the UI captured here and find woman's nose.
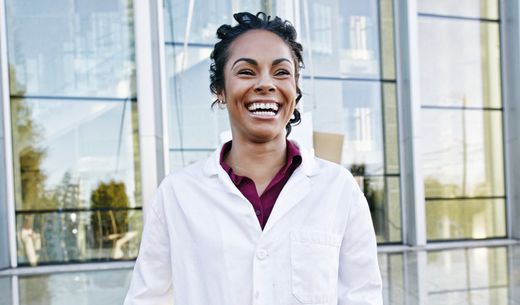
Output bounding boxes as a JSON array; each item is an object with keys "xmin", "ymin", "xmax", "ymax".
[{"xmin": 254, "ymin": 74, "xmax": 275, "ymax": 93}]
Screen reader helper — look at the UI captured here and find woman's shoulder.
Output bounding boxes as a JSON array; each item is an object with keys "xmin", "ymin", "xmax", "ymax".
[
  {"xmin": 310, "ymin": 156, "xmax": 360, "ymax": 189},
  {"xmin": 159, "ymin": 158, "xmax": 208, "ymax": 187}
]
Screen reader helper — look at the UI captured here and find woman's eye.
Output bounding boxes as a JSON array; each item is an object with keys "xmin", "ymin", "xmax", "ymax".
[
  {"xmin": 275, "ymin": 69, "xmax": 290, "ymax": 76},
  {"xmin": 238, "ymin": 69, "xmax": 254, "ymax": 75}
]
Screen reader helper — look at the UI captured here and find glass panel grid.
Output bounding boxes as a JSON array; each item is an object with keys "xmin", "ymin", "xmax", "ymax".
[
  {"xmin": 418, "ymin": 17, "xmax": 501, "ymax": 108},
  {"xmin": 11, "ymin": 98, "xmax": 141, "ymax": 211},
  {"xmin": 421, "ymin": 109, "xmax": 505, "ymax": 199},
  {"xmin": 426, "ymin": 198, "xmax": 506, "ymax": 241},
  {"xmin": 16, "ymin": 209, "xmax": 142, "ymax": 265},
  {"xmin": 418, "ymin": 0, "xmax": 499, "ymax": 20},
  {"xmin": 379, "ymin": 0, "xmax": 396, "ymax": 80},
  {"xmin": 418, "ymin": 7, "xmax": 506, "ymax": 241},
  {"xmin": 164, "ymin": 0, "xmax": 261, "ymax": 44},
  {"xmin": 6, "ymin": 0, "xmax": 142, "ymax": 265},
  {"xmin": 6, "ymin": 0, "xmax": 137, "ymax": 98},
  {"xmin": 300, "ymin": 0, "xmax": 382, "ymax": 79}
]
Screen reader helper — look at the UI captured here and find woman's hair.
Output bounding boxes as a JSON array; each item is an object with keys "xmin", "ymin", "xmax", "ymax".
[{"xmin": 209, "ymin": 12, "xmax": 304, "ymax": 136}]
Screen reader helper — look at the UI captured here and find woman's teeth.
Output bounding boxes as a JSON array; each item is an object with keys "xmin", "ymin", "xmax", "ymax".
[{"xmin": 247, "ymin": 103, "xmax": 279, "ymax": 115}]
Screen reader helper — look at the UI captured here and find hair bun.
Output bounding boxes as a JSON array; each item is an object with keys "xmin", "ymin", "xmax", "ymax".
[
  {"xmin": 233, "ymin": 12, "xmax": 266, "ymax": 27},
  {"xmin": 216, "ymin": 24, "xmax": 232, "ymax": 39}
]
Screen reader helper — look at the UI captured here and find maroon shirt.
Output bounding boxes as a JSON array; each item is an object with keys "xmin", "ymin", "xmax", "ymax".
[{"xmin": 220, "ymin": 140, "xmax": 302, "ymax": 229}]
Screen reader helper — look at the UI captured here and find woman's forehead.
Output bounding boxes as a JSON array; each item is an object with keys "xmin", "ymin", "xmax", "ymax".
[{"xmin": 226, "ymin": 30, "xmax": 294, "ymax": 65}]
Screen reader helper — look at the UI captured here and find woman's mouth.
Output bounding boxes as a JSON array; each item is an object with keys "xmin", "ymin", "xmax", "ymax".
[{"xmin": 247, "ymin": 102, "xmax": 279, "ymax": 117}]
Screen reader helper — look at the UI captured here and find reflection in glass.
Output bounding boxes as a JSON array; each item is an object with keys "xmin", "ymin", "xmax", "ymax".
[
  {"xmin": 300, "ymin": 0, "xmax": 381, "ymax": 78},
  {"xmin": 426, "ymin": 198, "xmax": 506, "ymax": 240},
  {"xmin": 164, "ymin": 0, "xmax": 261, "ymax": 43},
  {"xmin": 11, "ymin": 98, "xmax": 141, "ymax": 265},
  {"xmin": 165, "ymin": 46, "xmax": 230, "ymax": 170},
  {"xmin": 418, "ymin": 17, "xmax": 501, "ymax": 108},
  {"xmin": 349, "ymin": 174, "xmax": 401, "ymax": 243},
  {"xmin": 11, "ymin": 98, "xmax": 141, "ymax": 210},
  {"xmin": 378, "ymin": 246, "xmax": 515, "ymax": 305},
  {"xmin": 6, "ymin": 0, "xmax": 136, "ymax": 98},
  {"xmin": 421, "ymin": 109, "xmax": 504, "ymax": 198},
  {"xmin": 16, "ymin": 210, "xmax": 142, "ymax": 265},
  {"xmin": 305, "ymin": 79, "xmax": 384, "ymax": 175},
  {"xmin": 383, "ymin": 83, "xmax": 399, "ymax": 174},
  {"xmin": 378, "ymin": 252, "xmax": 405, "ymax": 305},
  {"xmin": 427, "ymin": 247, "xmax": 508, "ymax": 304},
  {"xmin": 0, "ymin": 277, "xmax": 12, "ymax": 305},
  {"xmin": 302, "ymin": 79, "xmax": 401, "ymax": 243},
  {"xmin": 380, "ymin": 0, "xmax": 395, "ymax": 80},
  {"xmin": 418, "ymin": 0, "xmax": 499, "ymax": 20},
  {"xmin": 18, "ymin": 269, "xmax": 132, "ymax": 305}
]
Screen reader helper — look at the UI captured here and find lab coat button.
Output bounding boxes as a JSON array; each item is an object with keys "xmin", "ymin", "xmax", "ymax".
[{"xmin": 256, "ymin": 249, "xmax": 268, "ymax": 260}]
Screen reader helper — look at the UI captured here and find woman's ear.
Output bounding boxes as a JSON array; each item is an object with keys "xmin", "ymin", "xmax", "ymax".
[{"xmin": 216, "ymin": 90, "xmax": 226, "ymax": 104}]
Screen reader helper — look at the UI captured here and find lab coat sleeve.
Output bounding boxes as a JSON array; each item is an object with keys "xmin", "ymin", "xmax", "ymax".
[
  {"xmin": 337, "ymin": 183, "xmax": 383, "ymax": 305},
  {"xmin": 123, "ymin": 187, "xmax": 173, "ymax": 305}
]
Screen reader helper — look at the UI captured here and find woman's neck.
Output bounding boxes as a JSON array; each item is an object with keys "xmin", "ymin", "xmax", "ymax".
[{"xmin": 225, "ymin": 136, "xmax": 288, "ymax": 194}]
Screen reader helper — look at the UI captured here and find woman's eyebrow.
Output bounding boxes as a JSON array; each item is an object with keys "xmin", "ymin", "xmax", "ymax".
[
  {"xmin": 231, "ymin": 58, "xmax": 257, "ymax": 68},
  {"xmin": 231, "ymin": 57, "xmax": 292, "ymax": 69},
  {"xmin": 272, "ymin": 58, "xmax": 292, "ymax": 66}
]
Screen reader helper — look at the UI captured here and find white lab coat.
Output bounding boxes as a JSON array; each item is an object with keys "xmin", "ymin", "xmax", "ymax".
[{"xmin": 124, "ymin": 143, "xmax": 382, "ymax": 305}]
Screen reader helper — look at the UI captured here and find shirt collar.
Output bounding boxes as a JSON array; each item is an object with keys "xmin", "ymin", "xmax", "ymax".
[{"xmin": 205, "ymin": 139, "xmax": 318, "ymax": 177}]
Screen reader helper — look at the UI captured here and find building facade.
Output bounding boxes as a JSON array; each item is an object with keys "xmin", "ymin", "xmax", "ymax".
[{"xmin": 0, "ymin": 0, "xmax": 519, "ymax": 269}]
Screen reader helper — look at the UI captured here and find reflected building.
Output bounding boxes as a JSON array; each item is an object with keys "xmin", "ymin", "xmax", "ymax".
[{"xmin": 0, "ymin": 0, "xmax": 519, "ymax": 281}]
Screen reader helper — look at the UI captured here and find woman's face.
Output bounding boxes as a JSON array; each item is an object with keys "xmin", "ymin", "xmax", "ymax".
[{"xmin": 218, "ymin": 29, "xmax": 297, "ymax": 143}]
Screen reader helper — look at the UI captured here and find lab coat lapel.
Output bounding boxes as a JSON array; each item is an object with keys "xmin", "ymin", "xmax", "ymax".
[
  {"xmin": 263, "ymin": 144, "xmax": 319, "ymax": 233},
  {"xmin": 263, "ymin": 169, "xmax": 310, "ymax": 233},
  {"xmin": 203, "ymin": 148, "xmax": 245, "ymax": 199},
  {"xmin": 203, "ymin": 142, "xmax": 320, "ymax": 233}
]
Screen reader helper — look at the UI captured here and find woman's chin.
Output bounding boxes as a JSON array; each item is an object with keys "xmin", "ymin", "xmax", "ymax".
[{"xmin": 243, "ymin": 129, "xmax": 286, "ymax": 143}]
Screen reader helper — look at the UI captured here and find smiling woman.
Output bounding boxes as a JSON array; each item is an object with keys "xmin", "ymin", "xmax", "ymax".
[{"xmin": 124, "ymin": 12, "xmax": 382, "ymax": 305}]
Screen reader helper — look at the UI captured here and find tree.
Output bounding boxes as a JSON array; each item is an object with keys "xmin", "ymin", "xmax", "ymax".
[{"xmin": 90, "ymin": 180, "xmax": 129, "ymax": 250}]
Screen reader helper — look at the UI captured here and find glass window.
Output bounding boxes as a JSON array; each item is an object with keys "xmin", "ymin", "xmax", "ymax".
[
  {"xmin": 0, "ymin": 278, "xmax": 11, "ymax": 305},
  {"xmin": 418, "ymin": 17, "xmax": 501, "ymax": 108},
  {"xmin": 418, "ymin": 0, "xmax": 499, "ymax": 20},
  {"xmin": 164, "ymin": 0, "xmax": 261, "ymax": 43},
  {"xmin": 16, "ymin": 210, "xmax": 142, "ymax": 265},
  {"xmin": 304, "ymin": 79, "xmax": 401, "ymax": 242},
  {"xmin": 421, "ymin": 109, "xmax": 504, "ymax": 198},
  {"xmin": 418, "ymin": 11, "xmax": 505, "ymax": 241},
  {"xmin": 11, "ymin": 99, "xmax": 141, "ymax": 211},
  {"xmin": 6, "ymin": 0, "xmax": 136, "ymax": 98},
  {"xmin": 380, "ymin": 0, "xmax": 396, "ymax": 80},
  {"xmin": 300, "ymin": 0, "xmax": 381, "ymax": 78},
  {"xmin": 11, "ymin": 98, "xmax": 142, "ymax": 265},
  {"xmin": 365, "ymin": 176, "xmax": 401, "ymax": 243},
  {"xmin": 427, "ymin": 247, "xmax": 508, "ymax": 303},
  {"xmin": 165, "ymin": 46, "xmax": 230, "ymax": 170},
  {"xmin": 17, "ymin": 269, "xmax": 132, "ymax": 303},
  {"xmin": 378, "ymin": 253, "xmax": 405, "ymax": 305},
  {"xmin": 305, "ymin": 79, "xmax": 385, "ymax": 175},
  {"xmin": 383, "ymin": 83, "xmax": 399, "ymax": 174},
  {"xmin": 426, "ymin": 198, "xmax": 506, "ymax": 240},
  {"xmin": 7, "ymin": 0, "xmax": 141, "ymax": 265}
]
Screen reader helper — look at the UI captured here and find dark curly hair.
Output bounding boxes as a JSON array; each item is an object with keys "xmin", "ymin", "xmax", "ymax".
[{"xmin": 209, "ymin": 12, "xmax": 304, "ymax": 136}]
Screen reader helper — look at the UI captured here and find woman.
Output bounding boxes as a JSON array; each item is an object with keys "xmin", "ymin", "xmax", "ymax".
[{"xmin": 124, "ymin": 12, "xmax": 382, "ymax": 305}]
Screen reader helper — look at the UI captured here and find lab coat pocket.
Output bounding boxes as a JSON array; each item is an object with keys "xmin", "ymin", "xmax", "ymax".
[{"xmin": 290, "ymin": 231, "xmax": 341, "ymax": 304}]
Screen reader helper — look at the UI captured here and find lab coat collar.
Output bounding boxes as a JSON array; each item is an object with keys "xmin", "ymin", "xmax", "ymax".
[{"xmin": 202, "ymin": 140, "xmax": 319, "ymax": 178}]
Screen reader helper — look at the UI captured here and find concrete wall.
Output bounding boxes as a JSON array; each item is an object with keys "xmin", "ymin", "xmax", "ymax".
[
  {"xmin": 502, "ymin": 0, "xmax": 520, "ymax": 239},
  {"xmin": 0, "ymin": 82, "xmax": 10, "ymax": 269}
]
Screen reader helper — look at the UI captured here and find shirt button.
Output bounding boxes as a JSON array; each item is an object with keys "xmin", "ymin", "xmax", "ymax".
[
  {"xmin": 255, "ymin": 209, "xmax": 261, "ymax": 215},
  {"xmin": 256, "ymin": 249, "xmax": 268, "ymax": 260}
]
